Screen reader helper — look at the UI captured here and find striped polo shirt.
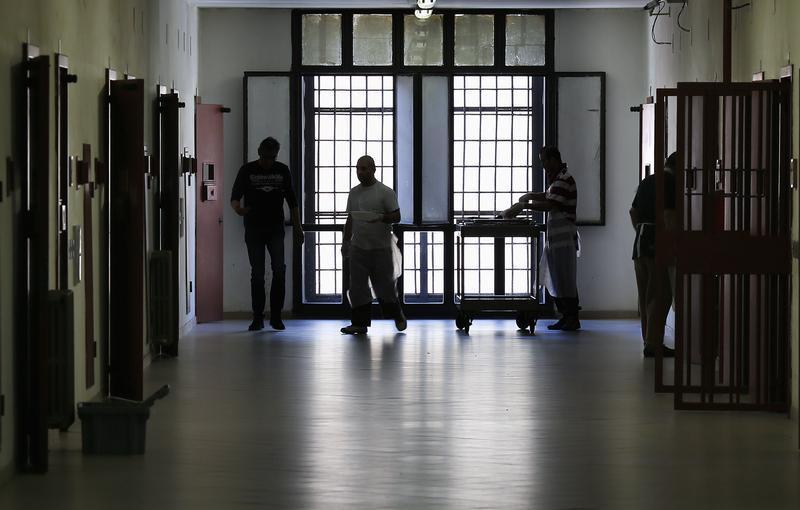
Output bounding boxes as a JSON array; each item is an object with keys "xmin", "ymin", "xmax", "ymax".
[{"xmin": 544, "ymin": 169, "xmax": 578, "ymax": 249}]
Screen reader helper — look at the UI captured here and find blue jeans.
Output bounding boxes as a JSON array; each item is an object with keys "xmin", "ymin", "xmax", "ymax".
[{"xmin": 245, "ymin": 227, "xmax": 285, "ymax": 319}]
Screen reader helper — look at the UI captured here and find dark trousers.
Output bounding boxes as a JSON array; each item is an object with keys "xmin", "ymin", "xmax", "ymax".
[
  {"xmin": 634, "ymin": 257, "xmax": 672, "ymax": 349},
  {"xmin": 350, "ymin": 301, "xmax": 405, "ymax": 328},
  {"xmin": 554, "ymin": 296, "xmax": 580, "ymax": 321},
  {"xmin": 245, "ymin": 227, "xmax": 285, "ymax": 320}
]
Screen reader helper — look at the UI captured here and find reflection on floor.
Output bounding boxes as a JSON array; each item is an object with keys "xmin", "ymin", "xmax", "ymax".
[{"xmin": 1, "ymin": 319, "xmax": 798, "ymax": 509}]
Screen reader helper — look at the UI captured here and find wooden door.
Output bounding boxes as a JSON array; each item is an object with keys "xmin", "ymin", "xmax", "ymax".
[
  {"xmin": 160, "ymin": 92, "xmax": 181, "ymax": 352},
  {"xmin": 109, "ymin": 79, "xmax": 145, "ymax": 401},
  {"xmin": 15, "ymin": 45, "xmax": 50, "ymax": 472},
  {"xmin": 195, "ymin": 101, "xmax": 225, "ymax": 322}
]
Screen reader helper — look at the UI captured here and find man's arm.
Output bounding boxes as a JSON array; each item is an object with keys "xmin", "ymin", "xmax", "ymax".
[
  {"xmin": 518, "ymin": 192, "xmax": 546, "ymax": 203},
  {"xmin": 629, "ymin": 207, "xmax": 640, "ymax": 230},
  {"xmin": 522, "ymin": 201, "xmax": 558, "ymax": 212},
  {"xmin": 230, "ymin": 166, "xmax": 248, "ymax": 216},
  {"xmin": 344, "ymin": 215, "xmax": 353, "ymax": 242},
  {"xmin": 342, "ymin": 214, "xmax": 353, "ymax": 257},
  {"xmin": 382, "ymin": 209, "xmax": 401, "ymax": 224},
  {"xmin": 231, "ymin": 200, "xmax": 249, "ymax": 216},
  {"xmin": 290, "ymin": 206, "xmax": 304, "ymax": 244}
]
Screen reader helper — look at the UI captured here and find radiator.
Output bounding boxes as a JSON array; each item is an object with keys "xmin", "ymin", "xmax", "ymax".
[
  {"xmin": 149, "ymin": 250, "xmax": 176, "ymax": 347},
  {"xmin": 47, "ymin": 289, "xmax": 74, "ymax": 431}
]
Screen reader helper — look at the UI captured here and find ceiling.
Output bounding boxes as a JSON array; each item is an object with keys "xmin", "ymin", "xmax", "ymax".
[{"xmin": 193, "ymin": 0, "xmax": 646, "ymax": 8}]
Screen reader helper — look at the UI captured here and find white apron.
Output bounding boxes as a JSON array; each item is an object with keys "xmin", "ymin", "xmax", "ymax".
[{"xmin": 540, "ymin": 211, "xmax": 579, "ymax": 298}]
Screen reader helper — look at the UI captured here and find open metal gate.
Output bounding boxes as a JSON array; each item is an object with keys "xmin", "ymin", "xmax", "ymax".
[{"xmin": 654, "ymin": 81, "xmax": 791, "ymax": 411}]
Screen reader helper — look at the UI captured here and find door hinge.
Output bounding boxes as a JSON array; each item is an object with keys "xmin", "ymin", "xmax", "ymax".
[
  {"xmin": 93, "ymin": 340, "xmax": 98, "ymax": 359},
  {"xmin": 0, "ymin": 394, "xmax": 5, "ymax": 416}
]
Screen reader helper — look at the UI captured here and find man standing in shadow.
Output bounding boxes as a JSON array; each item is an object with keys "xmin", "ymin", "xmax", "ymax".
[{"xmin": 231, "ymin": 137, "xmax": 304, "ymax": 331}]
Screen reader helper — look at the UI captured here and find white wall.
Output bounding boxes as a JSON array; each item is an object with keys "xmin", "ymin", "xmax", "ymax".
[
  {"xmin": 200, "ymin": 8, "xmax": 646, "ymax": 314},
  {"xmin": 199, "ymin": 8, "xmax": 292, "ymax": 315},
  {"xmin": 555, "ymin": 9, "xmax": 645, "ymax": 312}
]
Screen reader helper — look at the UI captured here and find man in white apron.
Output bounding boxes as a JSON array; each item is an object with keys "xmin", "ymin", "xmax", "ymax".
[
  {"xmin": 340, "ymin": 155, "xmax": 406, "ymax": 335},
  {"xmin": 502, "ymin": 146, "xmax": 580, "ymax": 331}
]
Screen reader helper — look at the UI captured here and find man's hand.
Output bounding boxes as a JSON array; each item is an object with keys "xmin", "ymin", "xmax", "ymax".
[
  {"xmin": 234, "ymin": 205, "xmax": 251, "ymax": 217},
  {"xmin": 293, "ymin": 225, "xmax": 305, "ymax": 245},
  {"xmin": 501, "ymin": 202, "xmax": 525, "ymax": 219}
]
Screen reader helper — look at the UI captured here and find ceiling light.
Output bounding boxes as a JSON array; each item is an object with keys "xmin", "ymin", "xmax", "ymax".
[{"xmin": 415, "ymin": 8, "xmax": 433, "ymax": 20}]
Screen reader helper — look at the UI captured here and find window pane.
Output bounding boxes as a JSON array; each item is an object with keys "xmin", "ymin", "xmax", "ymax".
[
  {"xmin": 404, "ymin": 15, "xmax": 443, "ymax": 66},
  {"xmin": 456, "ymin": 237, "xmax": 495, "ymax": 296},
  {"xmin": 302, "ymin": 231, "xmax": 343, "ymax": 303},
  {"xmin": 453, "ymin": 75, "xmax": 540, "ymax": 219},
  {"xmin": 353, "ymin": 14, "xmax": 393, "ymax": 66},
  {"xmin": 505, "ymin": 14, "xmax": 546, "ymax": 66},
  {"xmin": 309, "ymin": 75, "xmax": 395, "ymax": 226},
  {"xmin": 505, "ymin": 237, "xmax": 533, "ymax": 295},
  {"xmin": 454, "ymin": 14, "xmax": 494, "ymax": 66},
  {"xmin": 302, "ymin": 14, "xmax": 342, "ymax": 66},
  {"xmin": 403, "ymin": 231, "xmax": 445, "ymax": 304}
]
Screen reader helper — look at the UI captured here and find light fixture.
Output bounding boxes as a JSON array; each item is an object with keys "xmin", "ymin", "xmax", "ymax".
[
  {"xmin": 417, "ymin": 0, "xmax": 436, "ymax": 8},
  {"xmin": 414, "ymin": 8, "xmax": 433, "ymax": 20}
]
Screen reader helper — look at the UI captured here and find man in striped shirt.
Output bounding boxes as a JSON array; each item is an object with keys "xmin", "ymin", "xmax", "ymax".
[{"xmin": 503, "ymin": 146, "xmax": 580, "ymax": 330}]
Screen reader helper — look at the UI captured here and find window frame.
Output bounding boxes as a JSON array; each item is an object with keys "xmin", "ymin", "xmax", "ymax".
[
  {"xmin": 291, "ymin": 9, "xmax": 555, "ymax": 75},
  {"xmin": 259, "ymin": 9, "xmax": 605, "ymax": 318}
]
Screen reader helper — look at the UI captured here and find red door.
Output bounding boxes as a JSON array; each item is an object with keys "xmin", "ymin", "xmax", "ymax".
[{"xmin": 195, "ymin": 101, "xmax": 225, "ymax": 322}]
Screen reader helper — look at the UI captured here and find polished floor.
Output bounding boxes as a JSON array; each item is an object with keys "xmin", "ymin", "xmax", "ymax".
[{"xmin": 1, "ymin": 319, "xmax": 799, "ymax": 509}]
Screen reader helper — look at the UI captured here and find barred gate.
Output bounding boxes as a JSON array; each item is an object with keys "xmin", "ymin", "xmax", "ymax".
[{"xmin": 654, "ymin": 81, "xmax": 792, "ymax": 411}]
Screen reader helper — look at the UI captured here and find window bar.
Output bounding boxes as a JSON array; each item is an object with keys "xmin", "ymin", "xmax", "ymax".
[{"xmin": 420, "ymin": 232, "xmax": 429, "ymax": 300}]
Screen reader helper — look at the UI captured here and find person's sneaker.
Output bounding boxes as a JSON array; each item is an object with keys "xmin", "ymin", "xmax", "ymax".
[
  {"xmin": 269, "ymin": 318, "xmax": 286, "ymax": 330},
  {"xmin": 547, "ymin": 318, "xmax": 566, "ymax": 330},
  {"xmin": 395, "ymin": 317, "xmax": 407, "ymax": 332},
  {"xmin": 340, "ymin": 325, "xmax": 368, "ymax": 335},
  {"xmin": 248, "ymin": 318, "xmax": 264, "ymax": 331},
  {"xmin": 560, "ymin": 319, "xmax": 581, "ymax": 331},
  {"xmin": 643, "ymin": 345, "xmax": 675, "ymax": 358}
]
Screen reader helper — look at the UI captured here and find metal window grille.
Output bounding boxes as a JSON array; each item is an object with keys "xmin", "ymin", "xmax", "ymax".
[
  {"xmin": 453, "ymin": 75, "xmax": 539, "ymax": 296},
  {"xmin": 403, "ymin": 231, "xmax": 445, "ymax": 304},
  {"xmin": 303, "ymin": 231, "xmax": 344, "ymax": 302},
  {"xmin": 304, "ymin": 75, "xmax": 395, "ymax": 303},
  {"xmin": 453, "ymin": 75, "xmax": 535, "ymax": 218}
]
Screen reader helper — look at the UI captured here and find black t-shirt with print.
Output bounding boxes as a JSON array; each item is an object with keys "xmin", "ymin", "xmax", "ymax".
[{"xmin": 230, "ymin": 160, "xmax": 298, "ymax": 230}]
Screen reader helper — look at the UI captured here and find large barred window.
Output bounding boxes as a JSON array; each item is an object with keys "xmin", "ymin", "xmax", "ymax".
[{"xmin": 302, "ymin": 75, "xmax": 395, "ymax": 303}]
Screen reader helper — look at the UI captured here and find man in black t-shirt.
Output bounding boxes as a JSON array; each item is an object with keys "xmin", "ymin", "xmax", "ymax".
[
  {"xmin": 231, "ymin": 137, "xmax": 304, "ymax": 331},
  {"xmin": 630, "ymin": 152, "xmax": 677, "ymax": 358}
]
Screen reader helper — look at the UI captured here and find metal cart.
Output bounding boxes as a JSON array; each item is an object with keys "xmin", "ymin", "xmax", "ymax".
[{"xmin": 455, "ymin": 219, "xmax": 548, "ymax": 334}]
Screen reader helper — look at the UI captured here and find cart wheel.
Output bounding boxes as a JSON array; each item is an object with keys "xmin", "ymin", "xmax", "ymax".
[
  {"xmin": 515, "ymin": 312, "xmax": 529, "ymax": 330},
  {"xmin": 456, "ymin": 312, "xmax": 468, "ymax": 330}
]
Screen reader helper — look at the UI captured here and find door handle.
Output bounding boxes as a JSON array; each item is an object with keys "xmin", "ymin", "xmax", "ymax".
[{"xmin": 218, "ymin": 217, "xmax": 223, "ymax": 224}]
